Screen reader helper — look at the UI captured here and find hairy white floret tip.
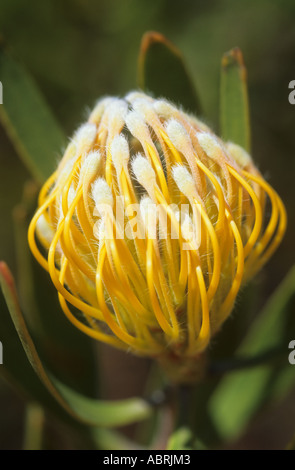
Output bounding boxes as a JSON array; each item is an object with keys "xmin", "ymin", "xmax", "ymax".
[
  {"xmin": 165, "ymin": 119, "xmax": 191, "ymax": 151},
  {"xmin": 126, "ymin": 91, "xmax": 152, "ymax": 104},
  {"xmin": 125, "ymin": 111, "xmax": 148, "ymax": 141},
  {"xmin": 92, "ymin": 178, "xmax": 113, "ymax": 208},
  {"xmin": 226, "ymin": 142, "xmax": 252, "ymax": 168},
  {"xmin": 73, "ymin": 123, "xmax": 97, "ymax": 154},
  {"xmin": 85, "ymin": 150, "xmax": 101, "ymax": 171},
  {"xmin": 153, "ymin": 99, "xmax": 175, "ymax": 118},
  {"xmin": 107, "ymin": 99, "xmax": 128, "ymax": 125},
  {"xmin": 88, "ymin": 97, "xmax": 115, "ymax": 123},
  {"xmin": 132, "ymin": 154, "xmax": 156, "ymax": 190},
  {"xmin": 197, "ymin": 132, "xmax": 222, "ymax": 159},
  {"xmin": 132, "ymin": 98, "xmax": 154, "ymax": 119},
  {"xmin": 111, "ymin": 134, "xmax": 129, "ymax": 174},
  {"xmin": 80, "ymin": 150, "xmax": 101, "ymax": 184},
  {"xmin": 172, "ymin": 165, "xmax": 196, "ymax": 199}
]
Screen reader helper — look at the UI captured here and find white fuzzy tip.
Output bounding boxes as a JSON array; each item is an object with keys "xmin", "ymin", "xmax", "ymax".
[
  {"xmin": 197, "ymin": 132, "xmax": 222, "ymax": 160},
  {"xmin": 92, "ymin": 178, "xmax": 113, "ymax": 209},
  {"xmin": 88, "ymin": 97, "xmax": 115, "ymax": 123},
  {"xmin": 85, "ymin": 150, "xmax": 101, "ymax": 172},
  {"xmin": 111, "ymin": 134, "xmax": 130, "ymax": 175},
  {"xmin": 226, "ymin": 142, "xmax": 252, "ymax": 168},
  {"xmin": 165, "ymin": 119, "xmax": 191, "ymax": 151},
  {"xmin": 132, "ymin": 154, "xmax": 156, "ymax": 191},
  {"xmin": 73, "ymin": 123, "xmax": 97, "ymax": 155},
  {"xmin": 80, "ymin": 150, "xmax": 101, "ymax": 184},
  {"xmin": 126, "ymin": 91, "xmax": 153, "ymax": 105},
  {"xmin": 172, "ymin": 165, "xmax": 196, "ymax": 199},
  {"xmin": 132, "ymin": 98, "xmax": 155, "ymax": 120},
  {"xmin": 153, "ymin": 99, "xmax": 175, "ymax": 119},
  {"xmin": 106, "ymin": 99, "xmax": 128, "ymax": 131},
  {"xmin": 125, "ymin": 110, "xmax": 149, "ymax": 141}
]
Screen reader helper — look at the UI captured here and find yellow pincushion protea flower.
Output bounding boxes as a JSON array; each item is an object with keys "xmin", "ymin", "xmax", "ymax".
[{"xmin": 28, "ymin": 91, "xmax": 286, "ymax": 381}]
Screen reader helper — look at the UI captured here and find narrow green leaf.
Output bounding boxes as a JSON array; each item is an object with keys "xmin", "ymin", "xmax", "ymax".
[
  {"xmin": 138, "ymin": 31, "xmax": 202, "ymax": 115},
  {"xmin": 0, "ymin": 264, "xmax": 74, "ymax": 426},
  {"xmin": 0, "ymin": 263, "xmax": 150, "ymax": 428},
  {"xmin": 50, "ymin": 376, "xmax": 152, "ymax": 428},
  {"xmin": 0, "ymin": 43, "xmax": 66, "ymax": 183},
  {"xmin": 0, "ymin": 262, "xmax": 153, "ymax": 428},
  {"xmin": 220, "ymin": 47, "xmax": 251, "ymax": 151},
  {"xmin": 209, "ymin": 266, "xmax": 295, "ymax": 441},
  {"xmin": 13, "ymin": 184, "xmax": 98, "ymax": 398}
]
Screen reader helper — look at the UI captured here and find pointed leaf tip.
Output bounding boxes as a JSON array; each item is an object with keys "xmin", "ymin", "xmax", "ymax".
[
  {"xmin": 220, "ymin": 47, "xmax": 251, "ymax": 152},
  {"xmin": 138, "ymin": 31, "xmax": 202, "ymax": 115}
]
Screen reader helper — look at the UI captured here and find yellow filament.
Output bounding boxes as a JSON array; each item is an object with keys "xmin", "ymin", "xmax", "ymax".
[
  {"xmin": 58, "ymin": 256, "xmax": 126, "ymax": 349},
  {"xmin": 146, "ymin": 142, "xmax": 170, "ymax": 201},
  {"xmin": 95, "ymin": 243, "xmax": 153, "ymax": 352},
  {"xmin": 28, "ymin": 190, "xmax": 59, "ymax": 272},
  {"xmin": 242, "ymin": 171, "xmax": 286, "ymax": 261},
  {"xmin": 61, "ymin": 188, "xmax": 96, "ymax": 281},
  {"xmin": 228, "ymin": 166, "xmax": 263, "ymax": 258},
  {"xmin": 191, "ymin": 198, "xmax": 221, "ymax": 303},
  {"xmin": 190, "ymin": 266, "xmax": 210, "ymax": 354},
  {"xmin": 47, "ymin": 219, "xmax": 103, "ymax": 320},
  {"xmin": 214, "ymin": 210, "xmax": 245, "ymax": 331},
  {"xmin": 145, "ymin": 237, "xmax": 177, "ymax": 338}
]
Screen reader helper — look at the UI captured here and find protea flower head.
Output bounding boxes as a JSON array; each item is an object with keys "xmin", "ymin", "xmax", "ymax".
[{"xmin": 28, "ymin": 91, "xmax": 286, "ymax": 382}]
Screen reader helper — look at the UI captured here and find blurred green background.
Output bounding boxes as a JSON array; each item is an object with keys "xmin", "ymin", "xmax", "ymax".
[{"xmin": 0, "ymin": 0, "xmax": 295, "ymax": 449}]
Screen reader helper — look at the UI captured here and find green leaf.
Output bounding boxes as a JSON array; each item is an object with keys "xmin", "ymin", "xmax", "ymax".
[
  {"xmin": 220, "ymin": 47, "xmax": 251, "ymax": 151},
  {"xmin": 138, "ymin": 31, "xmax": 202, "ymax": 115},
  {"xmin": 166, "ymin": 427, "xmax": 192, "ymax": 450},
  {"xmin": 50, "ymin": 377, "xmax": 152, "ymax": 428},
  {"xmin": 0, "ymin": 262, "xmax": 153, "ymax": 428},
  {"xmin": 12, "ymin": 185, "xmax": 99, "ymax": 398},
  {"xmin": 0, "ymin": 263, "xmax": 73, "ymax": 425},
  {"xmin": 209, "ymin": 266, "xmax": 295, "ymax": 441},
  {"xmin": 0, "ymin": 43, "xmax": 66, "ymax": 183}
]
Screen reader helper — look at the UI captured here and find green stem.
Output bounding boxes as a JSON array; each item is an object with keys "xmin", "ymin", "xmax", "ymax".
[
  {"xmin": 176, "ymin": 384, "xmax": 194, "ymax": 429},
  {"xmin": 170, "ymin": 384, "xmax": 196, "ymax": 449}
]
